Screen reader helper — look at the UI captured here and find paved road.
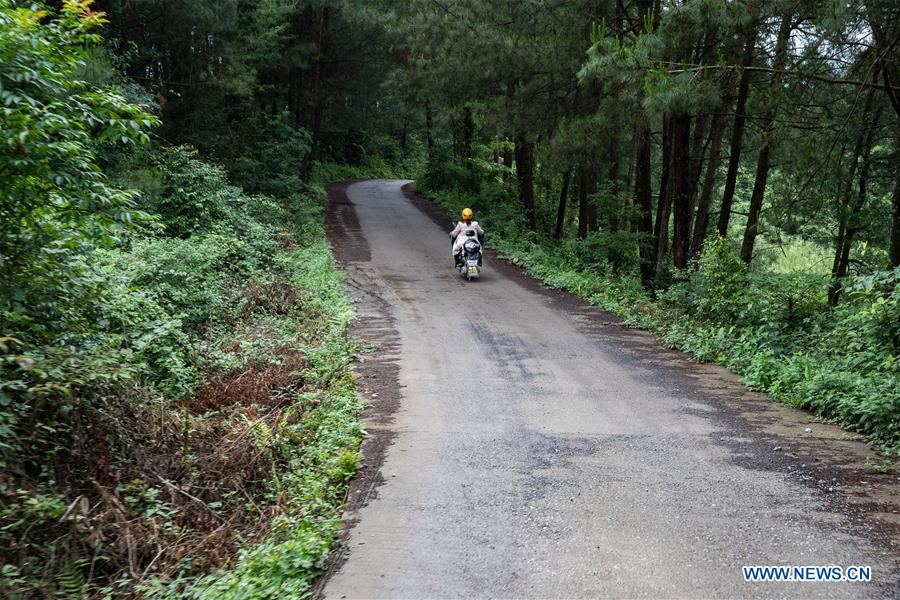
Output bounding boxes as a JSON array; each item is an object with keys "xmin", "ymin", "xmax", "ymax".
[{"xmin": 322, "ymin": 180, "xmax": 897, "ymax": 599}]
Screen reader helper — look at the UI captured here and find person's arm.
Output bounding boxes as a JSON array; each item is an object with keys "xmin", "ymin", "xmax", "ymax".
[
  {"xmin": 474, "ymin": 222, "xmax": 485, "ymax": 236},
  {"xmin": 449, "ymin": 222, "xmax": 462, "ymax": 244}
]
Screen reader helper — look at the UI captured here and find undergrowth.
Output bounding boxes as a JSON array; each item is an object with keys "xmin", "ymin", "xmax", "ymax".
[
  {"xmin": 312, "ymin": 137, "xmax": 426, "ymax": 183},
  {"xmin": 1, "ymin": 143, "xmax": 362, "ymax": 597}
]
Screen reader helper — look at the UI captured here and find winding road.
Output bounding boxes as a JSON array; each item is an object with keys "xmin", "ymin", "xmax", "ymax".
[{"xmin": 321, "ymin": 179, "xmax": 898, "ymax": 599}]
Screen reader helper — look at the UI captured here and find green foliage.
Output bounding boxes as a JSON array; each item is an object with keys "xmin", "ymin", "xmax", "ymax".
[
  {"xmin": 2, "ymin": 20, "xmax": 362, "ymax": 586},
  {"xmin": 0, "ymin": 0, "xmax": 159, "ymax": 473},
  {"xmin": 229, "ymin": 112, "xmax": 311, "ymax": 198},
  {"xmin": 420, "ymin": 150, "xmax": 483, "ymax": 195},
  {"xmin": 313, "ymin": 137, "xmax": 427, "ymax": 184},
  {"xmin": 148, "ymin": 146, "xmax": 235, "ymax": 237},
  {"xmin": 2, "ymin": 138, "xmax": 363, "ymax": 594},
  {"xmin": 5, "ymin": 0, "xmax": 899, "ymax": 591},
  {"xmin": 0, "ymin": 0, "xmax": 157, "ymax": 320},
  {"xmin": 136, "ymin": 236, "xmax": 362, "ymax": 599},
  {"xmin": 664, "ymin": 236, "xmax": 748, "ymax": 322},
  {"xmin": 661, "ymin": 253, "xmax": 898, "ymax": 449}
]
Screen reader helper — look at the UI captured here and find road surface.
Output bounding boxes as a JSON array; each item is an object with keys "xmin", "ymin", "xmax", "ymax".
[{"xmin": 321, "ymin": 179, "xmax": 898, "ymax": 599}]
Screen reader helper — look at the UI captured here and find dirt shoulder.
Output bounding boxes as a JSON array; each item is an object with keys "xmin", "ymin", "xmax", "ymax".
[{"xmin": 311, "ymin": 181, "xmax": 404, "ymax": 596}]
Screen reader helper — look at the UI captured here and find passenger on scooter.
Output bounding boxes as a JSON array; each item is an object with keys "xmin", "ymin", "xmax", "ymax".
[{"xmin": 450, "ymin": 208, "xmax": 484, "ymax": 266}]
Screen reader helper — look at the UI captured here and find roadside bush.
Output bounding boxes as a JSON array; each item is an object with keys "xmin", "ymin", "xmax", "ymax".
[
  {"xmin": 115, "ymin": 233, "xmax": 275, "ymax": 329},
  {"xmin": 420, "ymin": 152, "xmax": 482, "ymax": 194},
  {"xmin": 2, "ymin": 130, "xmax": 364, "ymax": 594},
  {"xmin": 661, "ymin": 236, "xmax": 748, "ymax": 323},
  {"xmin": 89, "ymin": 264, "xmax": 196, "ymax": 396},
  {"xmin": 312, "ymin": 137, "xmax": 426, "ymax": 184},
  {"xmin": 229, "ymin": 112, "xmax": 311, "ymax": 198},
  {"xmin": 836, "ymin": 268, "xmax": 900, "ymax": 358},
  {"xmin": 660, "ymin": 246, "xmax": 898, "ymax": 447},
  {"xmin": 564, "ymin": 231, "xmax": 642, "ymax": 275},
  {"xmin": 147, "ymin": 146, "xmax": 231, "ymax": 237},
  {"xmin": 1, "ymin": 3, "xmax": 362, "ymax": 596}
]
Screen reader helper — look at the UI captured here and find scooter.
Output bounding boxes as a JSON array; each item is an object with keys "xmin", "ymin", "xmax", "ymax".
[{"xmin": 452, "ymin": 230, "xmax": 483, "ymax": 281}]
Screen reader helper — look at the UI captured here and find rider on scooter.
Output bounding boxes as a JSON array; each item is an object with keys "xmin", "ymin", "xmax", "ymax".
[{"xmin": 450, "ymin": 208, "xmax": 484, "ymax": 267}]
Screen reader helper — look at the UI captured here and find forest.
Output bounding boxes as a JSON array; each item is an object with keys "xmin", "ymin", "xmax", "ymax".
[{"xmin": 1, "ymin": 0, "xmax": 898, "ymax": 596}]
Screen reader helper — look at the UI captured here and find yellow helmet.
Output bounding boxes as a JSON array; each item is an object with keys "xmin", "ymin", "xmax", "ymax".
[{"xmin": 461, "ymin": 208, "xmax": 473, "ymax": 221}]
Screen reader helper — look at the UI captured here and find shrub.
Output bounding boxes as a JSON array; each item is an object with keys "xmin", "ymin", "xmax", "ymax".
[
  {"xmin": 420, "ymin": 152, "xmax": 482, "ymax": 194},
  {"xmin": 229, "ymin": 112, "xmax": 311, "ymax": 198},
  {"xmin": 660, "ymin": 236, "xmax": 748, "ymax": 323},
  {"xmin": 1, "ymin": 2, "xmax": 363, "ymax": 595},
  {"xmin": 149, "ymin": 146, "xmax": 234, "ymax": 237}
]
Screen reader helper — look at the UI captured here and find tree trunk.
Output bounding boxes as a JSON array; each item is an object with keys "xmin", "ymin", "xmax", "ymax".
[
  {"xmin": 608, "ymin": 140, "xmax": 621, "ymax": 232},
  {"xmin": 461, "ymin": 107, "xmax": 474, "ymax": 157},
  {"xmin": 653, "ymin": 118, "xmax": 674, "ymax": 274},
  {"xmin": 688, "ymin": 114, "xmax": 709, "ymax": 216},
  {"xmin": 288, "ymin": 71, "xmax": 297, "ymax": 125},
  {"xmin": 671, "ymin": 114, "xmax": 693, "ymax": 270},
  {"xmin": 653, "ymin": 117, "xmax": 672, "ymax": 263},
  {"xmin": 717, "ymin": 34, "xmax": 755, "ymax": 237},
  {"xmin": 740, "ymin": 13, "xmax": 792, "ymax": 264},
  {"xmin": 451, "ymin": 117, "xmax": 459, "ymax": 158},
  {"xmin": 301, "ymin": 6, "xmax": 329, "ymax": 181},
  {"xmin": 625, "ymin": 138, "xmax": 635, "ymax": 196},
  {"xmin": 291, "ymin": 70, "xmax": 302, "ymax": 129},
  {"xmin": 828, "ymin": 91, "xmax": 878, "ymax": 305},
  {"xmin": 828, "ymin": 113, "xmax": 879, "ymax": 305},
  {"xmin": 633, "ymin": 115, "xmax": 655, "ymax": 286},
  {"xmin": 515, "ymin": 133, "xmax": 536, "ymax": 230},
  {"xmin": 739, "ymin": 144, "xmax": 773, "ymax": 263},
  {"xmin": 554, "ymin": 171, "xmax": 571, "ymax": 241},
  {"xmin": 892, "ymin": 126, "xmax": 900, "ymax": 267},
  {"xmin": 587, "ymin": 165, "xmax": 598, "ymax": 233},
  {"xmin": 691, "ymin": 108, "xmax": 728, "ymax": 259},
  {"xmin": 578, "ymin": 166, "xmax": 589, "ymax": 239},
  {"xmin": 425, "ymin": 101, "xmax": 434, "ymax": 152}
]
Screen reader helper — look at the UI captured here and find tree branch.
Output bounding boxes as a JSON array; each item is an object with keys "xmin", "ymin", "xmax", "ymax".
[{"xmin": 662, "ymin": 63, "xmax": 900, "ymax": 93}]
